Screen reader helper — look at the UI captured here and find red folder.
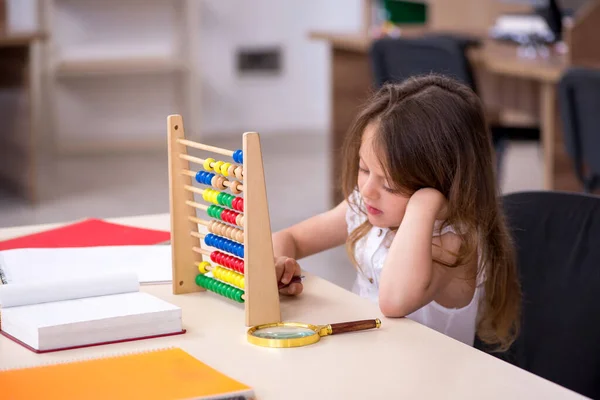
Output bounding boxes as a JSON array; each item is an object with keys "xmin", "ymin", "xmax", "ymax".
[{"xmin": 0, "ymin": 218, "xmax": 170, "ymax": 250}]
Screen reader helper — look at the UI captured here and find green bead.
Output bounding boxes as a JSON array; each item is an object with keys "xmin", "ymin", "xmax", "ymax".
[
  {"xmin": 207, "ymin": 205, "xmax": 216, "ymax": 218},
  {"xmin": 217, "ymin": 192, "xmax": 226, "ymax": 206},
  {"xmin": 236, "ymin": 291, "xmax": 244, "ymax": 303},
  {"xmin": 226, "ymin": 195, "xmax": 234, "ymax": 208}
]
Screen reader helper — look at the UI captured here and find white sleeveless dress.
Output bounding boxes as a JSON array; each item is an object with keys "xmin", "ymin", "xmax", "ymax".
[{"xmin": 345, "ymin": 190, "xmax": 484, "ymax": 346}]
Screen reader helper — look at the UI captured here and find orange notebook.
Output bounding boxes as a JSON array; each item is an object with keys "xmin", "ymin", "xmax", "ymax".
[{"xmin": 0, "ymin": 347, "xmax": 255, "ymax": 400}]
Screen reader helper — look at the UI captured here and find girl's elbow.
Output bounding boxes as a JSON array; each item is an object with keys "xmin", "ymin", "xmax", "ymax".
[{"xmin": 378, "ymin": 296, "xmax": 410, "ymax": 318}]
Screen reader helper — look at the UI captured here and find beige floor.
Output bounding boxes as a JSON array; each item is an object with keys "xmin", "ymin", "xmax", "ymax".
[{"xmin": 0, "ymin": 134, "xmax": 543, "ymax": 290}]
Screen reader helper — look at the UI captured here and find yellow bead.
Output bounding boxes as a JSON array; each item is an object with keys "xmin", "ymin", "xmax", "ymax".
[
  {"xmin": 239, "ymin": 277, "xmax": 245, "ymax": 289},
  {"xmin": 211, "ymin": 191, "xmax": 219, "ymax": 204},
  {"xmin": 221, "ymin": 162, "xmax": 231, "ymax": 176},
  {"xmin": 213, "ymin": 161, "xmax": 224, "ymax": 175},
  {"xmin": 202, "ymin": 189, "xmax": 210, "ymax": 202},
  {"xmin": 204, "ymin": 158, "xmax": 215, "ymax": 171},
  {"xmin": 198, "ymin": 261, "xmax": 211, "ymax": 274}
]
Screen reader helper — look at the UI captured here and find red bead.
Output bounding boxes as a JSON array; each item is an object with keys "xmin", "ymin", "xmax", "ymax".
[
  {"xmin": 232, "ymin": 197, "xmax": 242, "ymax": 212},
  {"xmin": 210, "ymin": 252, "xmax": 218, "ymax": 263},
  {"xmin": 236, "ymin": 259, "xmax": 244, "ymax": 273}
]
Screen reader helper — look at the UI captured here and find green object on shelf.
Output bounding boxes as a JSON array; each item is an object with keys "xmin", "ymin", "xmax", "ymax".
[{"xmin": 383, "ymin": 0, "xmax": 427, "ymax": 25}]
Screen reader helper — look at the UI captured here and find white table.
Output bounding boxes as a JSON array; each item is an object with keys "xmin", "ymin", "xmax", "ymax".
[{"xmin": 0, "ymin": 214, "xmax": 585, "ymax": 399}]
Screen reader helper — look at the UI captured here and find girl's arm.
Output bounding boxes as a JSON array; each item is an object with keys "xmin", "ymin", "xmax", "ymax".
[
  {"xmin": 378, "ymin": 188, "xmax": 461, "ymax": 317},
  {"xmin": 273, "ymin": 200, "xmax": 349, "ymax": 260},
  {"xmin": 272, "ymin": 200, "xmax": 349, "ymax": 294}
]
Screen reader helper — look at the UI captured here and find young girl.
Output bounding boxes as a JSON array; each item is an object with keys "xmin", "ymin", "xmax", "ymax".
[{"xmin": 272, "ymin": 74, "xmax": 521, "ymax": 351}]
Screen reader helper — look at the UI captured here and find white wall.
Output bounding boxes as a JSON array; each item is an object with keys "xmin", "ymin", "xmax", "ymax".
[
  {"xmin": 199, "ymin": 0, "xmax": 363, "ymax": 137},
  {"xmin": 5, "ymin": 0, "xmax": 364, "ymax": 148}
]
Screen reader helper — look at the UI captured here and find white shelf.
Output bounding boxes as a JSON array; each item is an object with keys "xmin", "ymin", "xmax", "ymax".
[
  {"xmin": 54, "ymin": 57, "xmax": 188, "ymax": 77},
  {"xmin": 40, "ymin": 0, "xmax": 200, "ymax": 153}
]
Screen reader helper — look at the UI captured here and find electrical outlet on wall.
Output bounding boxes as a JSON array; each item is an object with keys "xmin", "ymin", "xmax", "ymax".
[{"xmin": 236, "ymin": 46, "xmax": 282, "ymax": 75}]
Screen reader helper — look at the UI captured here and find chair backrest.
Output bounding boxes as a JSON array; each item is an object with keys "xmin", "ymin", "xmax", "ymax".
[
  {"xmin": 368, "ymin": 35, "xmax": 479, "ymax": 91},
  {"xmin": 476, "ymin": 191, "xmax": 600, "ymax": 399},
  {"xmin": 558, "ymin": 67, "xmax": 600, "ymax": 192}
]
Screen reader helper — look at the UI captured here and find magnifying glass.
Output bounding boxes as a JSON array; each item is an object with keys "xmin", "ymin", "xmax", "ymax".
[{"xmin": 247, "ymin": 318, "xmax": 381, "ymax": 348}]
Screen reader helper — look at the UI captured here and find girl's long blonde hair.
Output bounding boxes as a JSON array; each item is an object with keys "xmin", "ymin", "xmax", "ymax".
[{"xmin": 341, "ymin": 74, "xmax": 521, "ymax": 352}]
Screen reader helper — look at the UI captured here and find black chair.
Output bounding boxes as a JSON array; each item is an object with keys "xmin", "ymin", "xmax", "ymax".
[
  {"xmin": 476, "ymin": 191, "xmax": 600, "ymax": 399},
  {"xmin": 558, "ymin": 67, "xmax": 600, "ymax": 193},
  {"xmin": 368, "ymin": 35, "xmax": 540, "ymax": 175}
]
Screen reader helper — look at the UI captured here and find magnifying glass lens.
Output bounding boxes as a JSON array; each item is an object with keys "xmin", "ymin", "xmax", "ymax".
[{"xmin": 251, "ymin": 326, "xmax": 315, "ymax": 339}]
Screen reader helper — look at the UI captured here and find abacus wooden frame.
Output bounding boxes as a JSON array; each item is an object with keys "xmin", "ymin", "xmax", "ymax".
[{"xmin": 167, "ymin": 114, "xmax": 281, "ymax": 327}]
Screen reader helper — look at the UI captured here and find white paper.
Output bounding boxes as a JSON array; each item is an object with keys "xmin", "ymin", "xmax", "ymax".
[
  {"xmin": 0, "ymin": 245, "xmax": 173, "ymax": 285},
  {"xmin": 2, "ymin": 291, "xmax": 178, "ymax": 327},
  {"xmin": 0, "ymin": 271, "xmax": 139, "ymax": 308}
]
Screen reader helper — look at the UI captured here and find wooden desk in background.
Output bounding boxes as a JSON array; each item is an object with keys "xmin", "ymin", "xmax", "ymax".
[
  {"xmin": 311, "ymin": 2, "xmax": 600, "ymax": 205},
  {"xmin": 0, "ymin": 29, "xmax": 45, "ymax": 203},
  {"xmin": 0, "ymin": 214, "xmax": 587, "ymax": 399}
]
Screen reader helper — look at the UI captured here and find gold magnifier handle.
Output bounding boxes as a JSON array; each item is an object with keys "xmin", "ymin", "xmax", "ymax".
[{"xmin": 319, "ymin": 318, "xmax": 382, "ymax": 336}]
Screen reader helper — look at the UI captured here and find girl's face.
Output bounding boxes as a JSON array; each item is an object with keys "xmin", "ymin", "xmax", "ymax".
[{"xmin": 357, "ymin": 124, "xmax": 410, "ymax": 228}]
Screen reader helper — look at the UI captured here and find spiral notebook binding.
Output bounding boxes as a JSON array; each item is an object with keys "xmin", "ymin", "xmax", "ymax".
[{"xmin": 0, "ymin": 346, "xmax": 176, "ymax": 372}]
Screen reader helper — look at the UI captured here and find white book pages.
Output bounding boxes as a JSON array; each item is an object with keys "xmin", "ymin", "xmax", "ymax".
[
  {"xmin": 0, "ymin": 245, "xmax": 173, "ymax": 285},
  {"xmin": 0, "ymin": 272, "xmax": 139, "ymax": 308}
]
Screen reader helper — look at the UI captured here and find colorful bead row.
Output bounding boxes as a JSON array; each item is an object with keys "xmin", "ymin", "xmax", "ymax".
[
  {"xmin": 204, "ymin": 233, "xmax": 244, "ymax": 258},
  {"xmin": 210, "ymin": 250, "xmax": 244, "ymax": 273},
  {"xmin": 212, "ymin": 265, "xmax": 245, "ymax": 290},
  {"xmin": 208, "ymin": 220, "xmax": 244, "ymax": 244},
  {"xmin": 195, "ymin": 274, "xmax": 244, "ymax": 303},
  {"xmin": 202, "ymin": 188, "xmax": 244, "ymax": 212},
  {"xmin": 203, "ymin": 158, "xmax": 244, "ymax": 180},
  {"xmin": 207, "ymin": 205, "xmax": 244, "ymax": 228},
  {"xmin": 195, "ymin": 171, "xmax": 243, "ymax": 194}
]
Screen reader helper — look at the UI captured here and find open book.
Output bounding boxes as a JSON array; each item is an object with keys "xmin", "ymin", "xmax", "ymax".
[
  {"xmin": 0, "ymin": 245, "xmax": 173, "ymax": 285},
  {"xmin": 0, "ymin": 272, "xmax": 184, "ymax": 353}
]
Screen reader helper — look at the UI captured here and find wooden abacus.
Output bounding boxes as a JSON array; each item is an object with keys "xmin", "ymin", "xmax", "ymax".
[{"xmin": 167, "ymin": 114, "xmax": 281, "ymax": 327}]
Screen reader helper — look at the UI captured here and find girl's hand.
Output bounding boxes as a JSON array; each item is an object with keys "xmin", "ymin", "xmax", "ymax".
[
  {"xmin": 274, "ymin": 256, "xmax": 303, "ymax": 296},
  {"xmin": 409, "ymin": 188, "xmax": 449, "ymax": 220}
]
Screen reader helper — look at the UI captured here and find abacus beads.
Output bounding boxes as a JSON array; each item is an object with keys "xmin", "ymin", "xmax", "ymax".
[
  {"xmin": 232, "ymin": 149, "xmax": 243, "ymax": 164},
  {"xmin": 197, "ymin": 261, "xmax": 244, "ymax": 288},
  {"xmin": 202, "ymin": 189, "xmax": 244, "ymax": 212},
  {"xmin": 204, "ymin": 233, "xmax": 244, "ymax": 258},
  {"xmin": 208, "ymin": 220, "xmax": 244, "ymax": 243},
  {"xmin": 203, "ymin": 158, "xmax": 244, "ymax": 180},
  {"xmin": 190, "ymin": 146, "xmax": 247, "ymax": 305},
  {"xmin": 195, "ymin": 171, "xmax": 243, "ymax": 194},
  {"xmin": 207, "ymin": 205, "xmax": 244, "ymax": 228},
  {"xmin": 196, "ymin": 274, "xmax": 244, "ymax": 303},
  {"xmin": 210, "ymin": 250, "xmax": 244, "ymax": 273},
  {"xmin": 212, "ymin": 265, "xmax": 245, "ymax": 289}
]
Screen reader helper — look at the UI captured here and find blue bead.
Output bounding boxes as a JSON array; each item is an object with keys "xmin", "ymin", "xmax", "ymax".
[
  {"xmin": 233, "ymin": 149, "xmax": 243, "ymax": 164},
  {"xmin": 197, "ymin": 171, "xmax": 206, "ymax": 185},
  {"xmin": 205, "ymin": 234, "xmax": 214, "ymax": 246}
]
